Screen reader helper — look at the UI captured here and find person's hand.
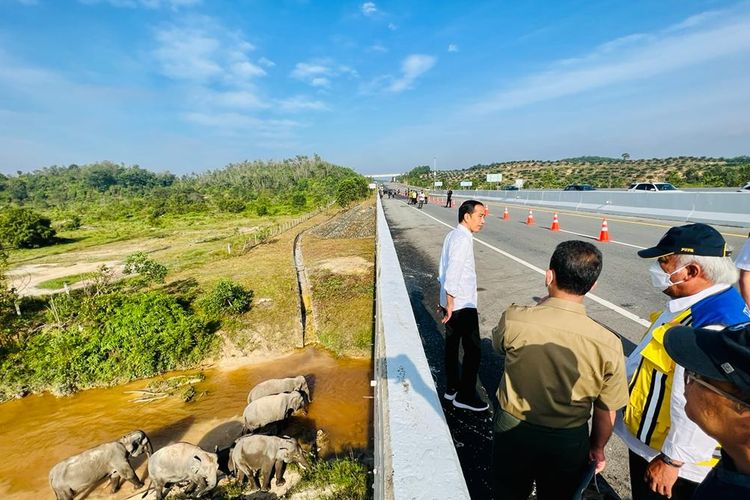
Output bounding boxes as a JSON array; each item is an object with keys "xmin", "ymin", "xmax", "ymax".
[
  {"xmin": 440, "ymin": 304, "xmax": 452, "ymax": 324},
  {"xmin": 644, "ymin": 456, "xmax": 680, "ymax": 498},
  {"xmin": 589, "ymin": 447, "xmax": 606, "ymax": 473}
]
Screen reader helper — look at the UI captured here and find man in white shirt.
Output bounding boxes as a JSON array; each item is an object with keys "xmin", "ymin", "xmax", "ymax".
[
  {"xmin": 438, "ymin": 199, "xmax": 488, "ymax": 412},
  {"xmin": 735, "ymin": 233, "xmax": 750, "ymax": 306},
  {"xmin": 614, "ymin": 223, "xmax": 750, "ymax": 499}
]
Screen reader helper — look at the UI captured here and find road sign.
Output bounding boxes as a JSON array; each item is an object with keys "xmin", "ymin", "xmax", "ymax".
[
  {"xmin": 434, "ymin": 181, "xmax": 443, "ymax": 187},
  {"xmin": 460, "ymin": 181, "xmax": 473, "ymax": 187},
  {"xmin": 486, "ymin": 173, "xmax": 502, "ymax": 183}
]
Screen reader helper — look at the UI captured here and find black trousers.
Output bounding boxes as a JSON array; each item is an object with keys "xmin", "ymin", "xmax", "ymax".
[
  {"xmin": 492, "ymin": 409, "xmax": 590, "ymax": 500},
  {"xmin": 444, "ymin": 307, "xmax": 481, "ymax": 398},
  {"xmin": 628, "ymin": 451, "xmax": 698, "ymax": 500}
]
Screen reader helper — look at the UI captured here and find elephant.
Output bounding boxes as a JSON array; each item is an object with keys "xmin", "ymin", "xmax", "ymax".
[
  {"xmin": 242, "ymin": 390, "xmax": 307, "ymax": 434},
  {"xmin": 144, "ymin": 442, "xmax": 219, "ymax": 499},
  {"xmin": 247, "ymin": 375, "xmax": 311, "ymax": 403},
  {"xmin": 49, "ymin": 429, "xmax": 152, "ymax": 500},
  {"xmin": 228, "ymin": 434, "xmax": 310, "ymax": 491}
]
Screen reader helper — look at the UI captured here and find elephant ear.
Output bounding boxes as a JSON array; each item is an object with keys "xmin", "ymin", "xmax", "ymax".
[{"xmin": 191, "ymin": 455, "xmax": 202, "ymax": 475}]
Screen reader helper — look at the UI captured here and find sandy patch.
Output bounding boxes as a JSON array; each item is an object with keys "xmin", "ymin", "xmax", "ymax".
[
  {"xmin": 314, "ymin": 256, "xmax": 372, "ymax": 275},
  {"xmin": 7, "ymin": 261, "xmax": 124, "ymax": 297}
]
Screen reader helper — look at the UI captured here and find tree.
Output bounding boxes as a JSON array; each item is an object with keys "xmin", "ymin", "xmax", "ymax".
[
  {"xmin": 0, "ymin": 208, "xmax": 56, "ymax": 249},
  {"xmin": 336, "ymin": 177, "xmax": 369, "ymax": 207},
  {"xmin": 622, "ymin": 153, "xmax": 630, "ymax": 161}
]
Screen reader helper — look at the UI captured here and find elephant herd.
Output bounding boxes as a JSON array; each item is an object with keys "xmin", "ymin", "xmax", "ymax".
[{"xmin": 49, "ymin": 375, "xmax": 314, "ymax": 499}]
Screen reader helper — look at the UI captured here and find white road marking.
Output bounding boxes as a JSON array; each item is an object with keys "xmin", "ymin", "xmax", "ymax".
[
  {"xmin": 558, "ymin": 229, "xmax": 647, "ymax": 249},
  {"xmin": 408, "ymin": 204, "xmax": 652, "ymax": 328}
]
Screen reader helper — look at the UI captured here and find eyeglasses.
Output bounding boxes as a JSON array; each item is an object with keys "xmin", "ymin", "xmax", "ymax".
[{"xmin": 685, "ymin": 371, "xmax": 750, "ymax": 409}]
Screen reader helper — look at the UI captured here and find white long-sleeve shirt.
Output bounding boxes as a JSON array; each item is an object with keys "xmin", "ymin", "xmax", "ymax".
[
  {"xmin": 438, "ymin": 224, "xmax": 477, "ymax": 311},
  {"xmin": 614, "ymin": 284, "xmax": 730, "ymax": 483}
]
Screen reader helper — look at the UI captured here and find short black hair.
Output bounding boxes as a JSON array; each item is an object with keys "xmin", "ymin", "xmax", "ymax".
[
  {"xmin": 549, "ymin": 240, "xmax": 603, "ymax": 296},
  {"xmin": 458, "ymin": 200, "xmax": 484, "ymax": 224}
]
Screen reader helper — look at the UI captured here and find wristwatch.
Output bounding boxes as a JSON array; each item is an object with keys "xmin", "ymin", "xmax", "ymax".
[{"xmin": 658, "ymin": 453, "xmax": 683, "ymax": 468}]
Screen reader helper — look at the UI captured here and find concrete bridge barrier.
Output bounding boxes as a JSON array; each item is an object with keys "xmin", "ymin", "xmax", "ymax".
[
  {"xmin": 373, "ymin": 196, "xmax": 470, "ymax": 499},
  {"xmin": 427, "ymin": 189, "xmax": 750, "ymax": 227}
]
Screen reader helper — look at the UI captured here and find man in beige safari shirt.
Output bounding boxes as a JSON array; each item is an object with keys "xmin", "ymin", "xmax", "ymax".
[{"xmin": 491, "ymin": 240, "xmax": 629, "ymax": 499}]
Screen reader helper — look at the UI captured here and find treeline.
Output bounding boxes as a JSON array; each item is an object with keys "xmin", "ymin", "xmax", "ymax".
[
  {"xmin": 0, "ymin": 155, "xmax": 368, "ymax": 222},
  {"xmin": 400, "ymin": 155, "xmax": 750, "ymax": 190}
]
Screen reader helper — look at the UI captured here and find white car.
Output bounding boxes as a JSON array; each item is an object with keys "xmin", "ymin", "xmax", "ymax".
[
  {"xmin": 739, "ymin": 181, "xmax": 750, "ymax": 192},
  {"xmin": 628, "ymin": 182, "xmax": 682, "ymax": 192}
]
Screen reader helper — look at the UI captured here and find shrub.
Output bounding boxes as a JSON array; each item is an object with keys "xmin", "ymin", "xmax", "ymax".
[
  {"xmin": 123, "ymin": 252, "xmax": 167, "ymax": 286},
  {"xmin": 7, "ymin": 290, "xmax": 215, "ymax": 394},
  {"xmin": 200, "ymin": 279, "xmax": 253, "ymax": 317},
  {"xmin": 0, "ymin": 207, "xmax": 56, "ymax": 249}
]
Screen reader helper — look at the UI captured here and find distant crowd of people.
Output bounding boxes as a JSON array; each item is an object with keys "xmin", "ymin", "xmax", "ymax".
[{"xmin": 435, "ymin": 199, "xmax": 750, "ymax": 499}]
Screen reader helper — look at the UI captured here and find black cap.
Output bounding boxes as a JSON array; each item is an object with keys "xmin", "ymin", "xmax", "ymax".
[
  {"xmin": 637, "ymin": 223, "xmax": 729, "ymax": 259},
  {"xmin": 664, "ymin": 322, "xmax": 750, "ymax": 394}
]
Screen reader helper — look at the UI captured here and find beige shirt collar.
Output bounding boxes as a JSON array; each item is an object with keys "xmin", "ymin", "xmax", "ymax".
[{"xmin": 542, "ymin": 296, "xmax": 587, "ymax": 315}]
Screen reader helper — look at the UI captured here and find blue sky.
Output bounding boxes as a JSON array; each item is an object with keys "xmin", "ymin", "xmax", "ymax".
[{"xmin": 1, "ymin": 0, "xmax": 749, "ymax": 175}]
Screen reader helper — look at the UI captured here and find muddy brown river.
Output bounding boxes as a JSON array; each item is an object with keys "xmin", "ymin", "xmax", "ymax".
[{"xmin": 0, "ymin": 348, "xmax": 372, "ymax": 499}]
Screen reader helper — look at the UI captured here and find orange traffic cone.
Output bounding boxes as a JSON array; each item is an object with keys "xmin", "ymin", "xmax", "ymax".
[
  {"xmin": 502, "ymin": 207, "xmax": 510, "ymax": 220},
  {"xmin": 526, "ymin": 209, "xmax": 535, "ymax": 225},
  {"xmin": 551, "ymin": 212, "xmax": 560, "ymax": 231},
  {"xmin": 598, "ymin": 219, "xmax": 611, "ymax": 242}
]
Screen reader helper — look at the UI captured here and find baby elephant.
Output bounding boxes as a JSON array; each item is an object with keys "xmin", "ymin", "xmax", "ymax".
[
  {"xmin": 247, "ymin": 375, "xmax": 311, "ymax": 403},
  {"xmin": 49, "ymin": 429, "xmax": 152, "ymax": 500},
  {"xmin": 243, "ymin": 390, "xmax": 307, "ymax": 433},
  {"xmin": 145, "ymin": 442, "xmax": 219, "ymax": 499},
  {"xmin": 229, "ymin": 435, "xmax": 310, "ymax": 491}
]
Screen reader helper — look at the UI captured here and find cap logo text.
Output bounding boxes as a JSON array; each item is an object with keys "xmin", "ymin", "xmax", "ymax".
[
  {"xmin": 680, "ymin": 248, "xmax": 694, "ymax": 253},
  {"xmin": 721, "ymin": 362, "xmax": 735, "ymax": 374}
]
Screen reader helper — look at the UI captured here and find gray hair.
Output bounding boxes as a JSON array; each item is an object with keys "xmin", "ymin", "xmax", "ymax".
[{"xmin": 673, "ymin": 254, "xmax": 739, "ymax": 285}]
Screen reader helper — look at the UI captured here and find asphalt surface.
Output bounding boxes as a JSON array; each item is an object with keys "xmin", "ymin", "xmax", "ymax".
[{"xmin": 381, "ymin": 194, "xmax": 750, "ymax": 500}]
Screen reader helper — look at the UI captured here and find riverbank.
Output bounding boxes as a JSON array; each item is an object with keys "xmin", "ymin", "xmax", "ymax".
[{"xmin": 1, "ymin": 198, "xmax": 376, "ymax": 401}]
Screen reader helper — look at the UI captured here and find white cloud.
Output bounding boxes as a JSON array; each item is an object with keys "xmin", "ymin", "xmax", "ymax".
[
  {"xmin": 388, "ymin": 23, "xmax": 397, "ymax": 31},
  {"xmin": 448, "ymin": 44, "xmax": 459, "ymax": 53},
  {"xmin": 369, "ymin": 44, "xmax": 388, "ymax": 53},
  {"xmin": 361, "ymin": 2, "xmax": 377, "ymax": 16},
  {"xmin": 258, "ymin": 57, "xmax": 276, "ymax": 68},
  {"xmin": 276, "ymin": 96, "xmax": 328, "ymax": 112},
  {"xmin": 80, "ymin": 0, "xmax": 201, "ymax": 9},
  {"xmin": 471, "ymin": 7, "xmax": 750, "ymax": 113},
  {"xmin": 388, "ymin": 54, "xmax": 436, "ymax": 92},
  {"xmin": 290, "ymin": 60, "xmax": 357, "ymax": 88},
  {"xmin": 311, "ymin": 77, "xmax": 330, "ymax": 87}
]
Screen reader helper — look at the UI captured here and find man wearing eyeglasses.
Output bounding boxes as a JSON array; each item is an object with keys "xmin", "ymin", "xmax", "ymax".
[
  {"xmin": 663, "ymin": 322, "xmax": 750, "ymax": 498},
  {"xmin": 613, "ymin": 223, "xmax": 750, "ymax": 499}
]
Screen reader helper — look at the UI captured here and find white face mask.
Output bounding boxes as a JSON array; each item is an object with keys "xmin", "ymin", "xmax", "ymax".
[{"xmin": 649, "ymin": 261, "xmax": 687, "ymax": 289}]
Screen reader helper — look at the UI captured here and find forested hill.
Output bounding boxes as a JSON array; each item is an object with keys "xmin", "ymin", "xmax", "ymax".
[
  {"xmin": 0, "ymin": 156, "xmax": 367, "ymax": 219},
  {"xmin": 401, "ymin": 155, "xmax": 750, "ymax": 190}
]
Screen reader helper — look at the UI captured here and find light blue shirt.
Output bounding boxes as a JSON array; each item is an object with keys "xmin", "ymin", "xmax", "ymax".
[{"xmin": 438, "ymin": 224, "xmax": 477, "ymax": 311}]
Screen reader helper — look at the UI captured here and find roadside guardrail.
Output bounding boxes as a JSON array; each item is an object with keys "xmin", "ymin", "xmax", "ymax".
[{"xmin": 428, "ymin": 189, "xmax": 750, "ymax": 227}]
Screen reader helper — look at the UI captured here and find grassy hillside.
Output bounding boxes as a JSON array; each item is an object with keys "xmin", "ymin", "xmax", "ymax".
[{"xmin": 400, "ymin": 156, "xmax": 750, "ymax": 189}]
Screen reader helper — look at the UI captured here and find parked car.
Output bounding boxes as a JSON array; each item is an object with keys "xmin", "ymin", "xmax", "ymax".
[
  {"xmin": 739, "ymin": 181, "xmax": 750, "ymax": 192},
  {"xmin": 627, "ymin": 182, "xmax": 682, "ymax": 192},
  {"xmin": 501, "ymin": 185, "xmax": 519, "ymax": 191},
  {"xmin": 563, "ymin": 184, "xmax": 596, "ymax": 191}
]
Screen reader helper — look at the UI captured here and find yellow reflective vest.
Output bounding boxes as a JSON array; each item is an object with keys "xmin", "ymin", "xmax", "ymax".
[{"xmin": 623, "ymin": 309, "xmax": 719, "ymax": 467}]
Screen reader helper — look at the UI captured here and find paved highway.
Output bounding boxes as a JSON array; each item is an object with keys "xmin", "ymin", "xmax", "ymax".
[{"xmin": 382, "ymin": 194, "xmax": 749, "ymax": 499}]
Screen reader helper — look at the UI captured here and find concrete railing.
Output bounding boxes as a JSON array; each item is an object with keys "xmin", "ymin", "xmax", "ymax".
[
  {"xmin": 373, "ymin": 196, "xmax": 470, "ymax": 499},
  {"xmin": 429, "ymin": 189, "xmax": 750, "ymax": 227}
]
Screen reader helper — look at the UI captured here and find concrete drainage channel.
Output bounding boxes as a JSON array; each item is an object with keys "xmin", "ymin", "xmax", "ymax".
[{"xmin": 293, "ymin": 229, "xmax": 313, "ymax": 347}]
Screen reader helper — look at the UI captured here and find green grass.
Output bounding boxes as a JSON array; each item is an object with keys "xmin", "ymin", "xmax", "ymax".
[
  {"xmin": 292, "ymin": 456, "xmax": 371, "ymax": 499},
  {"xmin": 36, "ymin": 273, "xmax": 94, "ymax": 290}
]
